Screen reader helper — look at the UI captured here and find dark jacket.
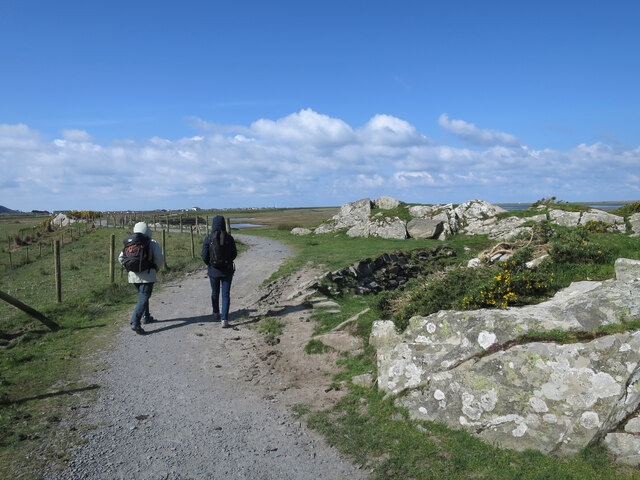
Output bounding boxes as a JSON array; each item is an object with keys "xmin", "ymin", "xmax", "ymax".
[{"xmin": 201, "ymin": 216, "xmax": 237, "ymax": 278}]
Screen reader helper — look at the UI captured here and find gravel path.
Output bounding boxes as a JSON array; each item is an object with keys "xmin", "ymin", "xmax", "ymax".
[{"xmin": 44, "ymin": 234, "xmax": 364, "ymax": 480}]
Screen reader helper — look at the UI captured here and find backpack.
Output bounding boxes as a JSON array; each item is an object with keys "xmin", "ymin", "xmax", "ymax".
[
  {"xmin": 208, "ymin": 230, "xmax": 233, "ymax": 269},
  {"xmin": 122, "ymin": 233, "xmax": 156, "ymax": 273}
]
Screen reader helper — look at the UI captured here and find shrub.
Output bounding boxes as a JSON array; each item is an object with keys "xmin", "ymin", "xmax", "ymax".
[
  {"xmin": 613, "ymin": 201, "xmax": 640, "ymax": 217},
  {"xmin": 549, "ymin": 229, "xmax": 612, "ymax": 264}
]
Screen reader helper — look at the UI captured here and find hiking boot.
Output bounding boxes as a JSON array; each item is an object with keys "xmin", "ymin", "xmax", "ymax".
[
  {"xmin": 132, "ymin": 325, "xmax": 146, "ymax": 335},
  {"xmin": 221, "ymin": 319, "xmax": 230, "ymax": 328},
  {"xmin": 142, "ymin": 315, "xmax": 156, "ymax": 324}
]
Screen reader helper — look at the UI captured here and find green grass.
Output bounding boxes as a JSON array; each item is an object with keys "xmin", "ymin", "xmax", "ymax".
[{"xmin": 308, "ymin": 388, "xmax": 640, "ymax": 479}]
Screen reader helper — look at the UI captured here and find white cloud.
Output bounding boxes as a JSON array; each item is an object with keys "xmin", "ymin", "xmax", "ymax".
[
  {"xmin": 250, "ymin": 108, "xmax": 355, "ymax": 146},
  {"xmin": 438, "ymin": 113, "xmax": 520, "ymax": 147},
  {"xmin": 60, "ymin": 129, "xmax": 93, "ymax": 142},
  {"xmin": 0, "ymin": 110, "xmax": 638, "ymax": 211}
]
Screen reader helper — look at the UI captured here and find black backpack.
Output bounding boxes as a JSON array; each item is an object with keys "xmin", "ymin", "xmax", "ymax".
[
  {"xmin": 209, "ymin": 230, "xmax": 233, "ymax": 269},
  {"xmin": 122, "ymin": 233, "xmax": 156, "ymax": 273}
]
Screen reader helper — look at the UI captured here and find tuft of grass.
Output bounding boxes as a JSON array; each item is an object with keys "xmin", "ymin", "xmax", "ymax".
[
  {"xmin": 257, "ymin": 317, "xmax": 284, "ymax": 343},
  {"xmin": 305, "ymin": 339, "xmax": 332, "ymax": 354}
]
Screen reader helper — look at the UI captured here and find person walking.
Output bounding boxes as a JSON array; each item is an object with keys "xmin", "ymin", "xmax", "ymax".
[
  {"xmin": 201, "ymin": 215, "xmax": 237, "ymax": 328},
  {"xmin": 118, "ymin": 221, "xmax": 164, "ymax": 335}
]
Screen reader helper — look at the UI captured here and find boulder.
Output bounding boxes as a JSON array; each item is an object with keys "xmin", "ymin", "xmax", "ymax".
[
  {"xmin": 51, "ymin": 213, "xmax": 74, "ymax": 227},
  {"xmin": 335, "ymin": 198, "xmax": 372, "ymax": 230},
  {"xmin": 407, "ymin": 218, "xmax": 443, "ymax": 239},
  {"xmin": 454, "ymin": 200, "xmax": 507, "ymax": 225},
  {"xmin": 579, "ymin": 209, "xmax": 626, "ymax": 233},
  {"xmin": 630, "ymin": 213, "xmax": 640, "ymax": 236},
  {"xmin": 549, "ymin": 210, "xmax": 581, "ymax": 227},
  {"xmin": 409, "ymin": 204, "xmax": 458, "ymax": 238},
  {"xmin": 290, "ymin": 227, "xmax": 312, "ymax": 236},
  {"xmin": 369, "ymin": 216, "xmax": 407, "ymax": 239},
  {"xmin": 374, "ymin": 196, "xmax": 400, "ymax": 210},
  {"xmin": 370, "ymin": 258, "xmax": 640, "ymax": 460}
]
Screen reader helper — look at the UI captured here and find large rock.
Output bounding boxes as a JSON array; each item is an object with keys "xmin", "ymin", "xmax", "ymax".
[
  {"xmin": 463, "ymin": 214, "xmax": 547, "ymax": 241},
  {"xmin": 407, "ymin": 218, "xmax": 443, "ymax": 239},
  {"xmin": 455, "ymin": 200, "xmax": 507, "ymax": 225},
  {"xmin": 579, "ymin": 209, "xmax": 626, "ymax": 233},
  {"xmin": 290, "ymin": 227, "xmax": 312, "ymax": 236},
  {"xmin": 51, "ymin": 213, "xmax": 74, "ymax": 227},
  {"xmin": 630, "ymin": 213, "xmax": 640, "ymax": 237},
  {"xmin": 370, "ymin": 258, "xmax": 640, "ymax": 460},
  {"xmin": 408, "ymin": 204, "xmax": 458, "ymax": 238},
  {"xmin": 369, "ymin": 215, "xmax": 407, "ymax": 239},
  {"xmin": 374, "ymin": 196, "xmax": 400, "ymax": 210},
  {"xmin": 549, "ymin": 209, "xmax": 581, "ymax": 227},
  {"xmin": 396, "ymin": 333, "xmax": 640, "ymax": 455},
  {"xmin": 314, "ymin": 198, "xmax": 372, "ymax": 235}
]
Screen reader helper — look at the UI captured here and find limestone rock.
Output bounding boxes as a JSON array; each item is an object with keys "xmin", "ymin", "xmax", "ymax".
[
  {"xmin": 290, "ymin": 227, "xmax": 312, "ymax": 236},
  {"xmin": 629, "ymin": 213, "xmax": 640, "ymax": 236},
  {"xmin": 615, "ymin": 258, "xmax": 640, "ymax": 283},
  {"xmin": 369, "ymin": 216, "xmax": 407, "ymax": 239},
  {"xmin": 397, "ymin": 333, "xmax": 640, "ymax": 455},
  {"xmin": 51, "ymin": 213, "xmax": 74, "ymax": 227},
  {"xmin": 370, "ymin": 257, "xmax": 640, "ymax": 460},
  {"xmin": 455, "ymin": 200, "xmax": 507, "ymax": 225},
  {"xmin": 549, "ymin": 210, "xmax": 581, "ymax": 227},
  {"xmin": 374, "ymin": 196, "xmax": 400, "ymax": 210},
  {"xmin": 407, "ymin": 218, "xmax": 443, "ymax": 239}
]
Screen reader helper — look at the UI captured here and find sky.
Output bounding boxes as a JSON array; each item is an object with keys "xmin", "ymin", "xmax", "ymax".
[{"xmin": 1, "ymin": 0, "xmax": 639, "ymax": 212}]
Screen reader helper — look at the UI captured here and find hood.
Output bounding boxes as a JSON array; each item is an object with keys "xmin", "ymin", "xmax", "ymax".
[
  {"xmin": 211, "ymin": 215, "xmax": 226, "ymax": 232},
  {"xmin": 133, "ymin": 221, "xmax": 152, "ymax": 238}
]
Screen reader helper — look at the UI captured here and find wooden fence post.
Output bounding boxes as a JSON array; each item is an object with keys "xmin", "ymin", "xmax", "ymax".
[
  {"xmin": 8, "ymin": 250, "xmax": 12, "ymax": 269},
  {"xmin": 109, "ymin": 234, "xmax": 115, "ymax": 283},
  {"xmin": 0, "ymin": 290, "xmax": 60, "ymax": 330},
  {"xmin": 226, "ymin": 218, "xmax": 231, "ymax": 234},
  {"xmin": 54, "ymin": 240, "xmax": 61, "ymax": 303},
  {"xmin": 180, "ymin": 215, "xmax": 183, "ymax": 233},
  {"xmin": 190, "ymin": 225, "xmax": 195, "ymax": 259},
  {"xmin": 162, "ymin": 229, "xmax": 167, "ymax": 269}
]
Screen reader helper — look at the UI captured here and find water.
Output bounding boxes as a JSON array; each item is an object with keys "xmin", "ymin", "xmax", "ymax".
[
  {"xmin": 501, "ymin": 203, "xmax": 627, "ymax": 211},
  {"xmin": 231, "ymin": 223, "xmax": 264, "ymax": 229}
]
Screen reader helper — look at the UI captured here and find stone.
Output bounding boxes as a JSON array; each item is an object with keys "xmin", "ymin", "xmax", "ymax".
[
  {"xmin": 454, "ymin": 200, "xmax": 507, "ymax": 225},
  {"xmin": 605, "ymin": 433, "xmax": 640, "ymax": 466},
  {"xmin": 525, "ymin": 254, "xmax": 549, "ymax": 269},
  {"xmin": 407, "ymin": 218, "xmax": 443, "ymax": 239},
  {"xmin": 314, "ymin": 331, "xmax": 363, "ymax": 352},
  {"xmin": 290, "ymin": 227, "xmax": 312, "ymax": 236},
  {"xmin": 579, "ymin": 209, "xmax": 625, "ymax": 229},
  {"xmin": 369, "ymin": 216, "xmax": 407, "ymax": 239},
  {"xmin": 615, "ymin": 258, "xmax": 640, "ymax": 283},
  {"xmin": 629, "ymin": 213, "xmax": 640, "ymax": 236},
  {"xmin": 549, "ymin": 209, "xmax": 580, "ymax": 227},
  {"xmin": 370, "ymin": 258, "xmax": 640, "ymax": 460},
  {"xmin": 374, "ymin": 196, "xmax": 400, "ymax": 210}
]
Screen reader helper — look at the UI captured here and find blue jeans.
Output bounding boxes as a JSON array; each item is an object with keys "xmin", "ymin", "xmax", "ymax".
[
  {"xmin": 209, "ymin": 275, "xmax": 232, "ymax": 320},
  {"xmin": 131, "ymin": 283, "xmax": 154, "ymax": 327}
]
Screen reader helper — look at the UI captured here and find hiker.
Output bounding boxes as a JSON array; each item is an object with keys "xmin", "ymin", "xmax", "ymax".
[
  {"xmin": 201, "ymin": 215, "xmax": 237, "ymax": 328},
  {"xmin": 118, "ymin": 221, "xmax": 164, "ymax": 335}
]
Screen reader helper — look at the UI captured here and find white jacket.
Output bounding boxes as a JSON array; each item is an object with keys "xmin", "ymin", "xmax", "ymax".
[{"xmin": 117, "ymin": 222, "xmax": 164, "ymax": 284}]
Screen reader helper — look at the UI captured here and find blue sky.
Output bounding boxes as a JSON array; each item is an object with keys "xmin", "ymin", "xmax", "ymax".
[{"xmin": 1, "ymin": 0, "xmax": 639, "ymax": 211}]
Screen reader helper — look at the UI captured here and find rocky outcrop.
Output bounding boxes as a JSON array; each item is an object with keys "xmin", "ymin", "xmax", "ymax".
[
  {"xmin": 370, "ymin": 258, "xmax": 640, "ymax": 461},
  {"xmin": 549, "ymin": 208, "xmax": 626, "ymax": 233},
  {"xmin": 315, "ymin": 197, "xmax": 632, "ymax": 242}
]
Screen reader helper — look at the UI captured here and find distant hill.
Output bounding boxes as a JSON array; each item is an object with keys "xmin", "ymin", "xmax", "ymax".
[{"xmin": 0, "ymin": 205, "xmax": 19, "ymax": 214}]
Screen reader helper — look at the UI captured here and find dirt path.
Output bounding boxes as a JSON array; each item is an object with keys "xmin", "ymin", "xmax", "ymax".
[{"xmin": 44, "ymin": 234, "xmax": 366, "ymax": 480}]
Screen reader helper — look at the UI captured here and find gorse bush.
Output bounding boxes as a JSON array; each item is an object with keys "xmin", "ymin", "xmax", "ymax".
[{"xmin": 549, "ymin": 228, "xmax": 612, "ymax": 264}]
